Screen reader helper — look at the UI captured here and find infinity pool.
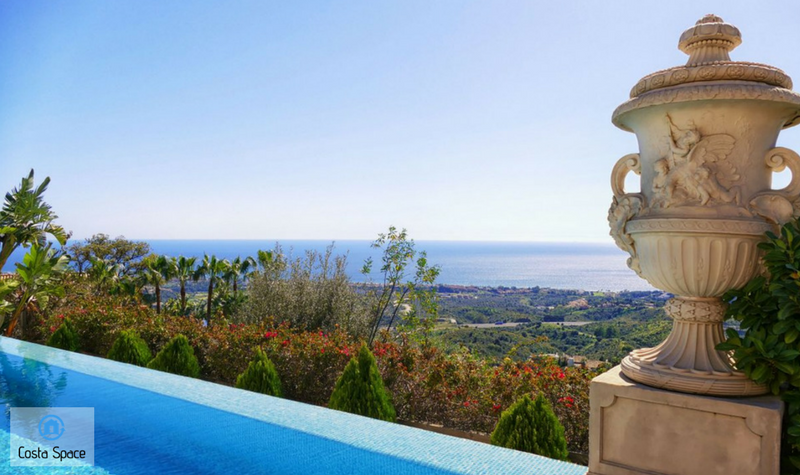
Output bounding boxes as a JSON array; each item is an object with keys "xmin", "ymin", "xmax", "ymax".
[{"xmin": 0, "ymin": 337, "xmax": 587, "ymax": 475}]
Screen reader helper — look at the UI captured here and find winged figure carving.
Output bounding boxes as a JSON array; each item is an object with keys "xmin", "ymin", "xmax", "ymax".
[{"xmin": 651, "ymin": 115, "xmax": 740, "ymax": 208}]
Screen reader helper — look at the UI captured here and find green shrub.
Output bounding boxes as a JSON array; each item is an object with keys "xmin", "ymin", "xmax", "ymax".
[
  {"xmin": 719, "ymin": 219, "xmax": 800, "ymax": 471},
  {"xmin": 235, "ymin": 348, "xmax": 283, "ymax": 397},
  {"xmin": 47, "ymin": 318, "xmax": 79, "ymax": 352},
  {"xmin": 238, "ymin": 244, "xmax": 369, "ymax": 337},
  {"xmin": 490, "ymin": 393, "xmax": 569, "ymax": 461},
  {"xmin": 107, "ymin": 330, "xmax": 152, "ymax": 366},
  {"xmin": 329, "ymin": 343, "xmax": 396, "ymax": 422},
  {"xmin": 146, "ymin": 334, "xmax": 200, "ymax": 378}
]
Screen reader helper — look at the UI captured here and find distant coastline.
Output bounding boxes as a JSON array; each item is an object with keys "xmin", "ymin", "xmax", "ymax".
[{"xmin": 3, "ymin": 240, "xmax": 653, "ymax": 292}]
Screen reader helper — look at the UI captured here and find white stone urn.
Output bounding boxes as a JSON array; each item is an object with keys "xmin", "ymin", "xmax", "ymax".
[{"xmin": 609, "ymin": 15, "xmax": 800, "ymax": 396}]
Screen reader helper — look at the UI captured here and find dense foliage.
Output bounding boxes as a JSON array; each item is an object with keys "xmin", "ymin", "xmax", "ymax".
[
  {"xmin": 1, "ymin": 243, "xmax": 70, "ymax": 338},
  {"xmin": 719, "ymin": 219, "xmax": 800, "ymax": 472},
  {"xmin": 67, "ymin": 234, "xmax": 151, "ymax": 276},
  {"xmin": 238, "ymin": 244, "xmax": 367, "ymax": 336},
  {"xmin": 329, "ymin": 343, "xmax": 396, "ymax": 422},
  {"xmin": 490, "ymin": 393, "xmax": 569, "ymax": 461},
  {"xmin": 35, "ymin": 292, "xmax": 597, "ymax": 453},
  {"xmin": 47, "ymin": 318, "xmax": 79, "ymax": 352},
  {"xmin": 0, "ymin": 169, "xmax": 68, "ymax": 272},
  {"xmin": 146, "ymin": 334, "xmax": 201, "ymax": 378},
  {"xmin": 235, "ymin": 348, "xmax": 283, "ymax": 397},
  {"xmin": 107, "ymin": 330, "xmax": 152, "ymax": 366}
]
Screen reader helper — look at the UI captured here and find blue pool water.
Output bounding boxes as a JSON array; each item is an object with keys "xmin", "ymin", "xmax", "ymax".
[{"xmin": 0, "ymin": 337, "xmax": 587, "ymax": 475}]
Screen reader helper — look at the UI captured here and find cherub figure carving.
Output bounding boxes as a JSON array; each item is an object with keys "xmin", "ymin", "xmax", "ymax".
[{"xmin": 652, "ymin": 115, "xmax": 740, "ymax": 208}]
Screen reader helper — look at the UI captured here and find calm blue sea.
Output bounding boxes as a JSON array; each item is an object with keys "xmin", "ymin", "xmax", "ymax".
[{"xmin": 4, "ymin": 240, "xmax": 652, "ymax": 292}]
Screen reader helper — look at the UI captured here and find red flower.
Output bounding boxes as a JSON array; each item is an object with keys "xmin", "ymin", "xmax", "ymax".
[
  {"xmin": 463, "ymin": 401, "xmax": 470, "ymax": 407},
  {"xmin": 281, "ymin": 339, "xmax": 290, "ymax": 346},
  {"xmin": 492, "ymin": 404, "xmax": 502, "ymax": 412}
]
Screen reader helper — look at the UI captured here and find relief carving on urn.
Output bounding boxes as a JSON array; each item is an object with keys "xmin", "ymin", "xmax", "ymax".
[
  {"xmin": 652, "ymin": 116, "xmax": 739, "ymax": 209},
  {"xmin": 607, "ymin": 14, "xmax": 800, "ymax": 396}
]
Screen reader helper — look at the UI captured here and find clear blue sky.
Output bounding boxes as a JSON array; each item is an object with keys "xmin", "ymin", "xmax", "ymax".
[{"xmin": 1, "ymin": 1, "xmax": 799, "ymax": 242}]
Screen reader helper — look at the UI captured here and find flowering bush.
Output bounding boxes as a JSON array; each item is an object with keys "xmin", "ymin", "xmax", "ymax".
[
  {"xmin": 37, "ymin": 291, "xmax": 597, "ymax": 453},
  {"xmin": 372, "ymin": 334, "xmax": 596, "ymax": 453}
]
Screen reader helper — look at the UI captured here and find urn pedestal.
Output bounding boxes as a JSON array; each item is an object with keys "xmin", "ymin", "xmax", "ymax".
[{"xmin": 588, "ymin": 367, "xmax": 783, "ymax": 475}]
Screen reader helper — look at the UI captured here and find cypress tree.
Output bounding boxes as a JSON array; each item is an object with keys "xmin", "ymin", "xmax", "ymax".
[
  {"xmin": 490, "ymin": 393, "xmax": 569, "ymax": 461},
  {"xmin": 146, "ymin": 334, "xmax": 201, "ymax": 378},
  {"xmin": 328, "ymin": 343, "xmax": 396, "ymax": 422},
  {"xmin": 107, "ymin": 330, "xmax": 152, "ymax": 366},
  {"xmin": 47, "ymin": 318, "xmax": 79, "ymax": 352},
  {"xmin": 235, "ymin": 348, "xmax": 283, "ymax": 397}
]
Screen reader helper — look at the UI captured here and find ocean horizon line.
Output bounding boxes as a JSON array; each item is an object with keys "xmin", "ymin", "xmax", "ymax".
[
  {"xmin": 79, "ymin": 238, "xmax": 618, "ymax": 246},
  {"xmin": 3, "ymin": 239, "xmax": 650, "ymax": 292}
]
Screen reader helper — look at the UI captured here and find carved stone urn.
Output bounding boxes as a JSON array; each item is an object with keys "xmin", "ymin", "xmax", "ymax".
[{"xmin": 609, "ymin": 15, "xmax": 800, "ymax": 396}]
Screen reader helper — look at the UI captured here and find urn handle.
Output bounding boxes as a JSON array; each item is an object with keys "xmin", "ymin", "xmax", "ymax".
[
  {"xmin": 748, "ymin": 147, "xmax": 800, "ymax": 224},
  {"xmin": 765, "ymin": 147, "xmax": 800, "ymax": 197},
  {"xmin": 611, "ymin": 153, "xmax": 641, "ymax": 199},
  {"xmin": 609, "ymin": 153, "xmax": 645, "ymax": 277}
]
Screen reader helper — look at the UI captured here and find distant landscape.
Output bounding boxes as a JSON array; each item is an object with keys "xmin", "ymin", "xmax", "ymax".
[
  {"xmin": 155, "ymin": 277, "xmax": 671, "ymax": 365},
  {"xmin": 433, "ymin": 286, "xmax": 670, "ymax": 364}
]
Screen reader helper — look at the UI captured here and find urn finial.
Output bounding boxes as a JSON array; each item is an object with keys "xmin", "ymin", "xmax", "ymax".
[{"xmin": 678, "ymin": 14, "xmax": 742, "ymax": 66}]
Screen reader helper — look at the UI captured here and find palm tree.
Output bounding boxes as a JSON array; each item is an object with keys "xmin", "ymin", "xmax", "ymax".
[
  {"xmin": 2, "ymin": 243, "xmax": 70, "ymax": 337},
  {"xmin": 142, "ymin": 255, "xmax": 175, "ymax": 314},
  {"xmin": 224, "ymin": 256, "xmax": 256, "ymax": 294},
  {"xmin": 173, "ymin": 256, "xmax": 197, "ymax": 315},
  {"xmin": 194, "ymin": 254, "xmax": 229, "ymax": 321},
  {"xmin": 87, "ymin": 256, "xmax": 124, "ymax": 294},
  {"xmin": 0, "ymin": 170, "xmax": 69, "ymax": 271}
]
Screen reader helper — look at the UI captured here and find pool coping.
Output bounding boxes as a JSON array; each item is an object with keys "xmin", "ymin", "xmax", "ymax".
[{"xmin": 0, "ymin": 336, "xmax": 587, "ymax": 475}]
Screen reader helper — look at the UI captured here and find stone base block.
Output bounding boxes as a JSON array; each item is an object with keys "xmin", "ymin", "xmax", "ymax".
[{"xmin": 589, "ymin": 366, "xmax": 783, "ymax": 475}]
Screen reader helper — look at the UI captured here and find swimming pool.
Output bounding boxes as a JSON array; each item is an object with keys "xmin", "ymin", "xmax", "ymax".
[{"xmin": 0, "ymin": 336, "xmax": 587, "ymax": 474}]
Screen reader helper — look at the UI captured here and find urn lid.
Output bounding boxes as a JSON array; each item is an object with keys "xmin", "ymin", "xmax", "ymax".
[
  {"xmin": 629, "ymin": 15, "xmax": 792, "ymax": 98},
  {"xmin": 613, "ymin": 15, "xmax": 800, "ymax": 131}
]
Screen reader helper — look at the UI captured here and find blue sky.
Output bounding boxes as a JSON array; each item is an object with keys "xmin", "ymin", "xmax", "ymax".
[{"xmin": 1, "ymin": 1, "xmax": 799, "ymax": 242}]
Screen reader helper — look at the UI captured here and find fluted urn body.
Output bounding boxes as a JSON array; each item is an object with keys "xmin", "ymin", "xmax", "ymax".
[{"xmin": 609, "ymin": 15, "xmax": 800, "ymax": 396}]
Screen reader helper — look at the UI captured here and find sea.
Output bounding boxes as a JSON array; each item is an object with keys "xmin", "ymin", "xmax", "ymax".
[{"xmin": 3, "ymin": 240, "xmax": 653, "ymax": 292}]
